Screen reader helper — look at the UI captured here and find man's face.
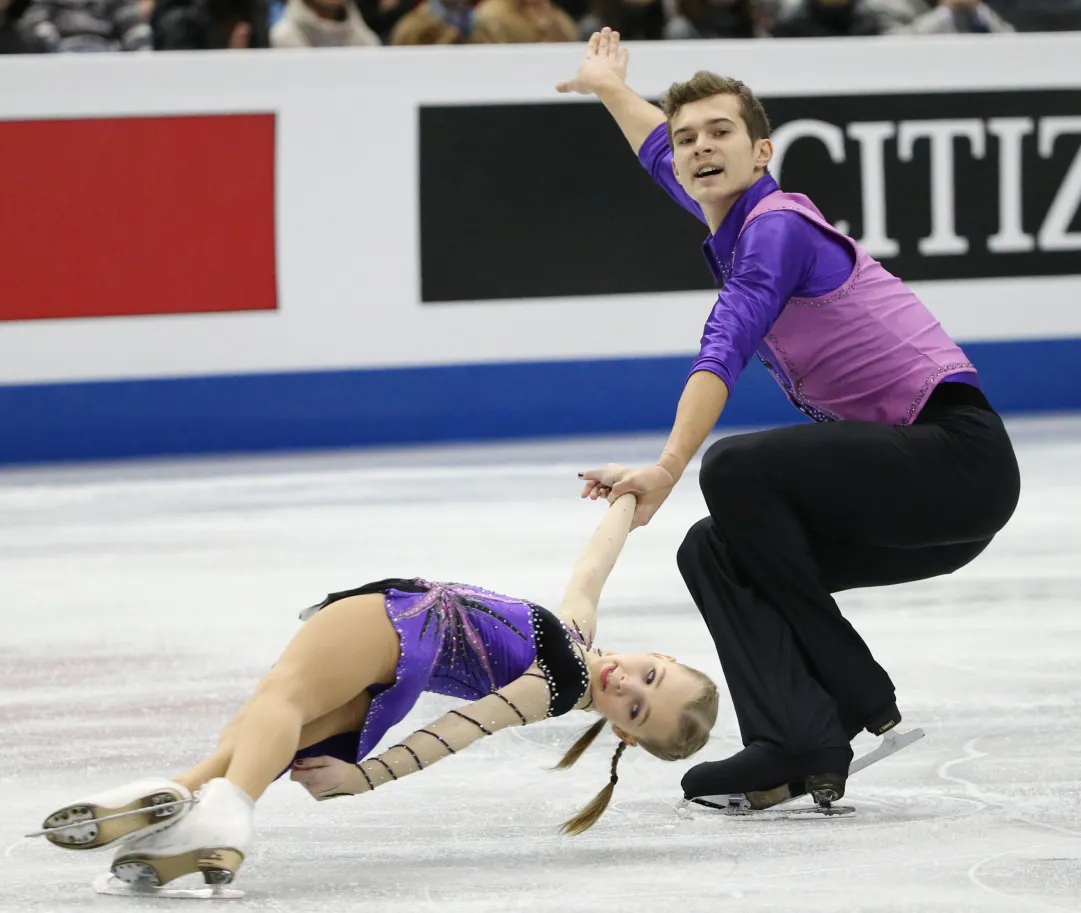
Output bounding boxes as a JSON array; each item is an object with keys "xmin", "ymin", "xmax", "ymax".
[{"xmin": 669, "ymin": 93, "xmax": 772, "ymax": 213}]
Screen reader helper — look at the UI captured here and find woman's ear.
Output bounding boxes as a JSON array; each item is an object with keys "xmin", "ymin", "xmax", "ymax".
[{"xmin": 612, "ymin": 726, "xmax": 638, "ymax": 748}]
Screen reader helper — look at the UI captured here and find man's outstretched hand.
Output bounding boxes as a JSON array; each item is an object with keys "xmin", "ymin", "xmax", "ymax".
[
  {"xmin": 578, "ymin": 463, "xmax": 676, "ymax": 529},
  {"xmin": 555, "ymin": 27, "xmax": 628, "ymax": 96}
]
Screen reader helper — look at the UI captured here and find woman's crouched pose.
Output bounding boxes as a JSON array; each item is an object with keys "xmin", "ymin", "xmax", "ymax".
[{"xmin": 36, "ymin": 492, "xmax": 719, "ymax": 890}]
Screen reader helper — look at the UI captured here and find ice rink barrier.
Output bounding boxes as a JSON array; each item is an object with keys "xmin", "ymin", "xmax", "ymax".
[{"xmin": 1, "ymin": 33, "xmax": 1080, "ymax": 464}]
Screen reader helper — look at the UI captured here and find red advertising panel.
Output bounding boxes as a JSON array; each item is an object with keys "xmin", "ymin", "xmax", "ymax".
[{"xmin": 0, "ymin": 113, "xmax": 277, "ymax": 322}]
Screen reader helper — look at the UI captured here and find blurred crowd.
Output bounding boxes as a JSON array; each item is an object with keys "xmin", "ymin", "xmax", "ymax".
[{"xmin": 1, "ymin": 0, "xmax": 1079, "ymax": 54}]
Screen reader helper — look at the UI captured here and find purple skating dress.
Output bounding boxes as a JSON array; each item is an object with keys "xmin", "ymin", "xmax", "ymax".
[{"xmin": 291, "ymin": 577, "xmax": 593, "ymax": 767}]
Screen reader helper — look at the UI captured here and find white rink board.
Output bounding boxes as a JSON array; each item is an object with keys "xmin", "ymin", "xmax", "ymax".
[{"xmin": 1, "ymin": 34, "xmax": 1081, "ymax": 385}]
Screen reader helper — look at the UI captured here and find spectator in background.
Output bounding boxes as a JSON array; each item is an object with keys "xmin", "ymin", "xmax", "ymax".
[
  {"xmin": 0, "ymin": 0, "xmax": 47, "ymax": 49},
  {"xmin": 980, "ymin": 0, "xmax": 1081, "ymax": 31},
  {"xmin": 772, "ymin": 0, "xmax": 881, "ymax": 35},
  {"xmin": 390, "ymin": 0, "xmax": 576, "ymax": 42},
  {"xmin": 353, "ymin": 0, "xmax": 413, "ymax": 41},
  {"xmin": 21, "ymin": 0, "xmax": 152, "ymax": 49},
  {"xmin": 153, "ymin": 0, "xmax": 268, "ymax": 45},
  {"xmin": 271, "ymin": 0, "xmax": 380, "ymax": 45},
  {"xmin": 872, "ymin": 0, "xmax": 1014, "ymax": 31},
  {"xmin": 578, "ymin": 0, "xmax": 667, "ymax": 40},
  {"xmin": 389, "ymin": 0, "xmax": 471, "ymax": 41},
  {"xmin": 665, "ymin": 0, "xmax": 774, "ymax": 39},
  {"xmin": 388, "ymin": 0, "xmax": 463, "ymax": 40},
  {"xmin": 471, "ymin": 0, "xmax": 577, "ymax": 41}
]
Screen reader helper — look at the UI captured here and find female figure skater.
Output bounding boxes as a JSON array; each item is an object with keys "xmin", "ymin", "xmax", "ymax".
[{"xmin": 35, "ymin": 490, "xmax": 718, "ymax": 890}]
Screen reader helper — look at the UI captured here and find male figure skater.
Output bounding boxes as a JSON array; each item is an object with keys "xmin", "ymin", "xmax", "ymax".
[{"xmin": 558, "ymin": 29, "xmax": 1020, "ymax": 806}]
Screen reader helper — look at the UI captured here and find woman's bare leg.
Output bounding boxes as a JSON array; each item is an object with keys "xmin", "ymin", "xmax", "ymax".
[
  {"xmin": 174, "ymin": 715, "xmax": 247, "ymax": 792},
  {"xmin": 173, "ymin": 593, "xmax": 397, "ymax": 800},
  {"xmin": 174, "ymin": 751, "xmax": 229, "ymax": 794},
  {"xmin": 174, "ymin": 691, "xmax": 372, "ymax": 792}
]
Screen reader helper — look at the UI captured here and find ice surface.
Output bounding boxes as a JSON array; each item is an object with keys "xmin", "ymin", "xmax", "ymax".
[{"xmin": 2, "ymin": 419, "xmax": 1080, "ymax": 912}]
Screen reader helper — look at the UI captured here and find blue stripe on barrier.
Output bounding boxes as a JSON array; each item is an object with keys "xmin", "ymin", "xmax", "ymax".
[{"xmin": 1, "ymin": 337, "xmax": 1078, "ymax": 466}]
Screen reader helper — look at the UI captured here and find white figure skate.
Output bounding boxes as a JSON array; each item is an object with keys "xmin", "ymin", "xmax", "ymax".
[
  {"xmin": 28, "ymin": 777, "xmax": 193, "ymax": 850},
  {"xmin": 108, "ymin": 778, "xmax": 254, "ymax": 892}
]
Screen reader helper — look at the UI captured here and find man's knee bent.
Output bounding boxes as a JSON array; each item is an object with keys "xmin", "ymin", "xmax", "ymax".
[
  {"xmin": 699, "ymin": 434, "xmax": 760, "ymax": 497},
  {"xmin": 677, "ymin": 518, "xmax": 715, "ymax": 579}
]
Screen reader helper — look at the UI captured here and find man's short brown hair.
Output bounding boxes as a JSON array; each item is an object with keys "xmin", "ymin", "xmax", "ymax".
[{"xmin": 660, "ymin": 72, "xmax": 772, "ymax": 148}]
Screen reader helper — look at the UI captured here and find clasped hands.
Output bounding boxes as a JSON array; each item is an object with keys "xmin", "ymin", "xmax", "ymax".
[{"xmin": 578, "ymin": 462, "xmax": 676, "ymax": 530}]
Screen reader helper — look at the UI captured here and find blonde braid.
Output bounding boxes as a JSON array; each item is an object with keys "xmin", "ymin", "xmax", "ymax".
[{"xmin": 558, "ymin": 740, "xmax": 627, "ymax": 836}]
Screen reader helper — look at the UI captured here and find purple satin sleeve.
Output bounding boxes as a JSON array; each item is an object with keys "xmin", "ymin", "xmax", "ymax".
[
  {"xmin": 637, "ymin": 123, "xmax": 707, "ymax": 224},
  {"xmin": 690, "ymin": 213, "xmax": 856, "ymax": 391}
]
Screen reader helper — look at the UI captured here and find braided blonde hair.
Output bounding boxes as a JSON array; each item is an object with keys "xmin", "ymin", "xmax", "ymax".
[{"xmin": 553, "ymin": 666, "xmax": 718, "ymax": 835}]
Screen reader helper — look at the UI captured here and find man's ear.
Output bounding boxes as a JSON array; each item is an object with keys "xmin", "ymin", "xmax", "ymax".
[
  {"xmin": 755, "ymin": 137, "xmax": 774, "ymax": 172},
  {"xmin": 671, "ymin": 155, "xmax": 686, "ymax": 188}
]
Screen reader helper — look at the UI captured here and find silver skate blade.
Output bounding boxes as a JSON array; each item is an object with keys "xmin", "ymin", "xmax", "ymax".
[
  {"xmin": 25, "ymin": 799, "xmax": 193, "ymax": 838},
  {"xmin": 677, "ymin": 794, "xmax": 857, "ymax": 820},
  {"xmin": 725, "ymin": 803, "xmax": 856, "ymax": 819},
  {"xmin": 92, "ymin": 873, "xmax": 244, "ymax": 900},
  {"xmin": 850, "ymin": 727, "xmax": 925, "ymax": 775},
  {"xmin": 683, "ymin": 728, "xmax": 927, "ymax": 816}
]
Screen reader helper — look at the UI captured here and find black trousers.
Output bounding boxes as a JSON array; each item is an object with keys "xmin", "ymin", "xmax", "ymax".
[{"xmin": 677, "ymin": 382, "xmax": 1021, "ymax": 760}]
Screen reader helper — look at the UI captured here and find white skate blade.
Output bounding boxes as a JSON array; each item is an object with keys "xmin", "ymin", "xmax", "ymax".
[
  {"xmin": 92, "ymin": 873, "xmax": 244, "ymax": 900},
  {"xmin": 680, "ymin": 727, "xmax": 926, "ymax": 819}
]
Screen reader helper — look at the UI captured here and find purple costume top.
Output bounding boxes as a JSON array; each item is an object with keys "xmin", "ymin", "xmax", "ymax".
[
  {"xmin": 293, "ymin": 577, "xmax": 592, "ymax": 767},
  {"xmin": 638, "ymin": 124, "xmax": 979, "ymax": 425}
]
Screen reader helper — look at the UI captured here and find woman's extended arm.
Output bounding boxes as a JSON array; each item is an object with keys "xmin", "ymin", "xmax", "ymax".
[
  {"xmin": 554, "ymin": 492, "xmax": 637, "ymax": 644},
  {"xmin": 291, "ymin": 671, "xmax": 553, "ymax": 799}
]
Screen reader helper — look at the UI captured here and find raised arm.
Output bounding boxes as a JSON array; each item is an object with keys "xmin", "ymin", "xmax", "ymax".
[
  {"xmin": 291, "ymin": 673, "xmax": 554, "ymax": 800},
  {"xmin": 555, "ymin": 492, "xmax": 636, "ymax": 641},
  {"xmin": 556, "ymin": 28, "xmax": 664, "ymax": 154},
  {"xmin": 557, "ymin": 29, "xmax": 705, "ymax": 222}
]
